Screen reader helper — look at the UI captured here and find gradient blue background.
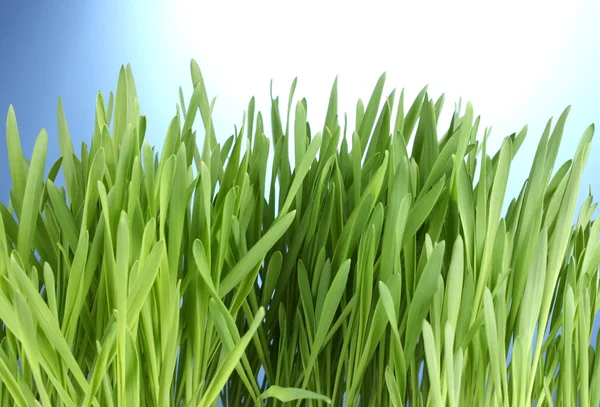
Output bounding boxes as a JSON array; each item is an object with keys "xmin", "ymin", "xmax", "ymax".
[{"xmin": 0, "ymin": 0, "xmax": 599, "ymax": 350}]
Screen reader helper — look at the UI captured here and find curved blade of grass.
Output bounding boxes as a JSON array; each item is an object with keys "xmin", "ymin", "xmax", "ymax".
[
  {"xmin": 405, "ymin": 241, "xmax": 445, "ymax": 360},
  {"xmin": 16, "ymin": 129, "xmax": 47, "ymax": 270},
  {"xmin": 6, "ymin": 105, "xmax": 27, "ymax": 209},
  {"xmin": 198, "ymin": 307, "xmax": 265, "ymax": 407},
  {"xmin": 219, "ymin": 211, "xmax": 295, "ymax": 297},
  {"xmin": 260, "ymin": 385, "xmax": 331, "ymax": 404}
]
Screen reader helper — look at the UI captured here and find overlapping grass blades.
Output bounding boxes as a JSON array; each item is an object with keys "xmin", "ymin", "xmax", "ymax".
[{"xmin": 0, "ymin": 60, "xmax": 599, "ymax": 406}]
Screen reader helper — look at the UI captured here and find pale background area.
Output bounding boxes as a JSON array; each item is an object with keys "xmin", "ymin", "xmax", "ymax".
[{"xmin": 0, "ymin": 0, "xmax": 599, "ymax": 340}]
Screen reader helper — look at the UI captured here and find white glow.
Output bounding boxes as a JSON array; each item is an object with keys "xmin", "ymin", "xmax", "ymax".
[{"xmin": 156, "ymin": 0, "xmax": 581, "ymax": 154}]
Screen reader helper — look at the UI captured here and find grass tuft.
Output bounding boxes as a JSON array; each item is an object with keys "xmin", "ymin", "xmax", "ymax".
[{"xmin": 1, "ymin": 60, "xmax": 599, "ymax": 406}]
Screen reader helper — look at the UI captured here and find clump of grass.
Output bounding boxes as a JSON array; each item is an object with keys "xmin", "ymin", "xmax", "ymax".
[{"xmin": 0, "ymin": 60, "xmax": 599, "ymax": 406}]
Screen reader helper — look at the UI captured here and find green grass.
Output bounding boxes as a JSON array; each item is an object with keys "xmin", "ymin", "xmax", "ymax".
[{"xmin": 0, "ymin": 60, "xmax": 599, "ymax": 406}]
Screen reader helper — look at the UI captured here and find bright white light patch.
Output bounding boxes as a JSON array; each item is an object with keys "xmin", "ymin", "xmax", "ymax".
[{"xmin": 160, "ymin": 0, "xmax": 580, "ymax": 154}]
